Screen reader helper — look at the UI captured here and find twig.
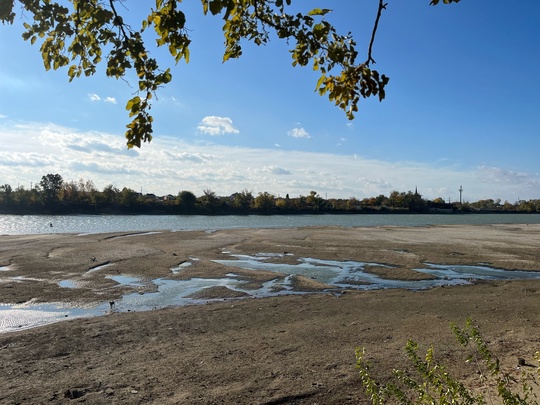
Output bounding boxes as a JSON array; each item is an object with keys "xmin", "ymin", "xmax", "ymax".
[{"xmin": 365, "ymin": 0, "xmax": 387, "ymax": 66}]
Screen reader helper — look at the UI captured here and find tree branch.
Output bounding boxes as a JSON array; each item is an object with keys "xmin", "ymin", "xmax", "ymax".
[
  {"xmin": 365, "ymin": 0, "xmax": 387, "ymax": 66},
  {"xmin": 108, "ymin": 0, "xmax": 129, "ymax": 40}
]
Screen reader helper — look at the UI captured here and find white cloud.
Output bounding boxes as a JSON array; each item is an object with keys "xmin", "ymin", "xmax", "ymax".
[
  {"xmin": 88, "ymin": 93, "xmax": 117, "ymax": 105},
  {"xmin": 262, "ymin": 166, "xmax": 292, "ymax": 175},
  {"xmin": 197, "ymin": 116, "xmax": 239, "ymax": 136},
  {"xmin": 288, "ymin": 127, "xmax": 310, "ymax": 139},
  {"xmin": 358, "ymin": 177, "xmax": 393, "ymax": 190},
  {"xmin": 88, "ymin": 93, "xmax": 101, "ymax": 102},
  {"xmin": 165, "ymin": 151, "xmax": 215, "ymax": 163},
  {"xmin": 0, "ymin": 120, "xmax": 539, "ymax": 202}
]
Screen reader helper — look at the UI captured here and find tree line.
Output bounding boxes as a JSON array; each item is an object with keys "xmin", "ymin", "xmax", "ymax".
[{"xmin": 0, "ymin": 174, "xmax": 538, "ymax": 215}]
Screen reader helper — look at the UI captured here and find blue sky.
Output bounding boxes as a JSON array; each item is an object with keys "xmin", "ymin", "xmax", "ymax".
[{"xmin": 1, "ymin": 0, "xmax": 539, "ymax": 202}]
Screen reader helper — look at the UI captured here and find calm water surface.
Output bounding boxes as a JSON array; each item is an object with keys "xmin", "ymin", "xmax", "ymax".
[{"xmin": 1, "ymin": 213, "xmax": 539, "ymax": 235}]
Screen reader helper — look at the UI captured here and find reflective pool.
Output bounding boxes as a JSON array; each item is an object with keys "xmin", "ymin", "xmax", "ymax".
[{"xmin": 2, "ymin": 254, "xmax": 540, "ymax": 333}]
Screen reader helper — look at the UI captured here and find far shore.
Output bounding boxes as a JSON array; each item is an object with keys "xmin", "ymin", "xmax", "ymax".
[{"xmin": 1, "ymin": 209, "xmax": 538, "ymax": 216}]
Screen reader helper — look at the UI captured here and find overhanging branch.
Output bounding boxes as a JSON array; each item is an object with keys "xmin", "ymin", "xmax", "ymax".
[{"xmin": 365, "ymin": 0, "xmax": 387, "ymax": 66}]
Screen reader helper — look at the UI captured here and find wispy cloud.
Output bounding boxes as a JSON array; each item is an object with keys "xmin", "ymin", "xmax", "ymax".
[
  {"xmin": 197, "ymin": 116, "xmax": 239, "ymax": 136},
  {"xmin": 288, "ymin": 127, "xmax": 310, "ymax": 139},
  {"xmin": 70, "ymin": 162, "xmax": 137, "ymax": 175},
  {"xmin": 262, "ymin": 166, "xmax": 292, "ymax": 175},
  {"xmin": 88, "ymin": 93, "xmax": 117, "ymax": 104},
  {"xmin": 0, "ymin": 152, "xmax": 54, "ymax": 168},
  {"xmin": 163, "ymin": 151, "xmax": 215, "ymax": 163},
  {"xmin": 66, "ymin": 138, "xmax": 139, "ymax": 157},
  {"xmin": 0, "ymin": 121, "xmax": 538, "ymax": 202},
  {"xmin": 337, "ymin": 137, "xmax": 347, "ymax": 147}
]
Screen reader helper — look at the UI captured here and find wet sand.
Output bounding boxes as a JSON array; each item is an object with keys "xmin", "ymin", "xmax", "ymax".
[{"xmin": 1, "ymin": 224, "xmax": 540, "ymax": 403}]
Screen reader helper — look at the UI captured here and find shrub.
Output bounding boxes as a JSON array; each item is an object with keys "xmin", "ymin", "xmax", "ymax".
[{"xmin": 356, "ymin": 318, "xmax": 540, "ymax": 404}]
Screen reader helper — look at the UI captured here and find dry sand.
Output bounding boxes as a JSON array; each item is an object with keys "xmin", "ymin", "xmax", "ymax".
[{"xmin": 0, "ymin": 224, "xmax": 539, "ymax": 404}]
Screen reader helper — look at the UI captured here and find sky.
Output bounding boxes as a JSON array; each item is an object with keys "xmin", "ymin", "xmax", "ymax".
[{"xmin": 1, "ymin": 0, "xmax": 539, "ymax": 203}]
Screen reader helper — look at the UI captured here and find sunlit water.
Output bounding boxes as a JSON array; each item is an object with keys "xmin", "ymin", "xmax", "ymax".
[
  {"xmin": 1, "ymin": 213, "xmax": 540, "ymax": 332},
  {"xmin": 1, "ymin": 213, "xmax": 539, "ymax": 235}
]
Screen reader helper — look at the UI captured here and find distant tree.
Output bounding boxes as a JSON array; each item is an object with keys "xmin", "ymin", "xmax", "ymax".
[
  {"xmin": 177, "ymin": 190, "xmax": 197, "ymax": 210},
  {"xmin": 432, "ymin": 197, "xmax": 445, "ymax": 204},
  {"xmin": 503, "ymin": 201, "xmax": 516, "ymax": 211},
  {"xmin": 119, "ymin": 187, "xmax": 138, "ymax": 207},
  {"xmin": 291, "ymin": 195, "xmax": 307, "ymax": 211},
  {"xmin": 38, "ymin": 173, "xmax": 64, "ymax": 204},
  {"xmin": 346, "ymin": 197, "xmax": 361, "ymax": 211},
  {"xmin": 306, "ymin": 190, "xmax": 325, "ymax": 211},
  {"xmin": 197, "ymin": 189, "xmax": 221, "ymax": 213},
  {"xmin": 231, "ymin": 189, "xmax": 254, "ymax": 211},
  {"xmin": 253, "ymin": 191, "xmax": 275, "ymax": 213},
  {"xmin": 1, "ymin": 1, "xmax": 459, "ymax": 147},
  {"xmin": 78, "ymin": 179, "xmax": 98, "ymax": 204},
  {"xmin": 517, "ymin": 200, "xmax": 535, "ymax": 213},
  {"xmin": 328, "ymin": 198, "xmax": 347, "ymax": 211},
  {"xmin": 0, "ymin": 184, "xmax": 13, "ymax": 206},
  {"xmin": 373, "ymin": 194, "xmax": 387, "ymax": 207},
  {"xmin": 403, "ymin": 190, "xmax": 426, "ymax": 212},
  {"xmin": 102, "ymin": 184, "xmax": 120, "ymax": 205},
  {"xmin": 59, "ymin": 180, "xmax": 79, "ymax": 202},
  {"xmin": 12, "ymin": 186, "xmax": 32, "ymax": 207},
  {"xmin": 275, "ymin": 197, "xmax": 288, "ymax": 210}
]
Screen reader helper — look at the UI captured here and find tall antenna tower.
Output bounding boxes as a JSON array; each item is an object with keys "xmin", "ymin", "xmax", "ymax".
[{"xmin": 459, "ymin": 185, "xmax": 463, "ymax": 204}]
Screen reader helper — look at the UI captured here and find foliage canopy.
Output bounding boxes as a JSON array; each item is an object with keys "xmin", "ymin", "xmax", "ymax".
[{"xmin": 2, "ymin": 0, "xmax": 459, "ymax": 148}]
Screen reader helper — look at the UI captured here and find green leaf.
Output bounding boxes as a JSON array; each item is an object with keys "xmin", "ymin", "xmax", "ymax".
[
  {"xmin": 209, "ymin": 0, "xmax": 223, "ymax": 15},
  {"xmin": 308, "ymin": 8, "xmax": 331, "ymax": 16},
  {"xmin": 315, "ymin": 74, "xmax": 326, "ymax": 90},
  {"xmin": 126, "ymin": 96, "xmax": 141, "ymax": 111}
]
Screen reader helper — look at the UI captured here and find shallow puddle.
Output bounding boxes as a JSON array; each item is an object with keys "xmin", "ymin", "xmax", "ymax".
[
  {"xmin": 213, "ymin": 255, "xmax": 470, "ymax": 290},
  {"xmin": 58, "ymin": 280, "xmax": 79, "ymax": 289},
  {"xmin": 2, "ymin": 254, "xmax": 540, "ymax": 333},
  {"xmin": 0, "ymin": 302, "xmax": 110, "ymax": 333},
  {"xmin": 417, "ymin": 263, "xmax": 540, "ymax": 281},
  {"xmin": 170, "ymin": 261, "xmax": 193, "ymax": 274}
]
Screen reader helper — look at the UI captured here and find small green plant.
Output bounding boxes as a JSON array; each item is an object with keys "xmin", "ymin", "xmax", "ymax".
[{"xmin": 356, "ymin": 318, "xmax": 540, "ymax": 404}]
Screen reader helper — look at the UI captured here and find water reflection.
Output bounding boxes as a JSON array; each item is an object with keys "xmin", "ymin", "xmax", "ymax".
[
  {"xmin": 417, "ymin": 263, "xmax": 540, "ymax": 280},
  {"xmin": 2, "ymin": 213, "xmax": 540, "ymax": 235},
  {"xmin": 2, "ymin": 254, "xmax": 540, "ymax": 333},
  {"xmin": 214, "ymin": 255, "xmax": 475, "ymax": 290}
]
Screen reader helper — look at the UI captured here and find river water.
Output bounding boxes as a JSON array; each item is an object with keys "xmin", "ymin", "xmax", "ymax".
[{"xmin": 1, "ymin": 213, "xmax": 539, "ymax": 235}]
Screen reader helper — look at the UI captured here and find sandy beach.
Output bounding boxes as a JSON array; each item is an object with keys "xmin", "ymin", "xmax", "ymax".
[{"xmin": 1, "ymin": 224, "xmax": 540, "ymax": 404}]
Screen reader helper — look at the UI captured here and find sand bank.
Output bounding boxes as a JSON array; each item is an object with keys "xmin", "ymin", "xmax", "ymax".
[{"xmin": 0, "ymin": 224, "xmax": 539, "ymax": 403}]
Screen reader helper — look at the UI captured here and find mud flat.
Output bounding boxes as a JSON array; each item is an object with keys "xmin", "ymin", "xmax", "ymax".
[{"xmin": 0, "ymin": 224, "xmax": 540, "ymax": 403}]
